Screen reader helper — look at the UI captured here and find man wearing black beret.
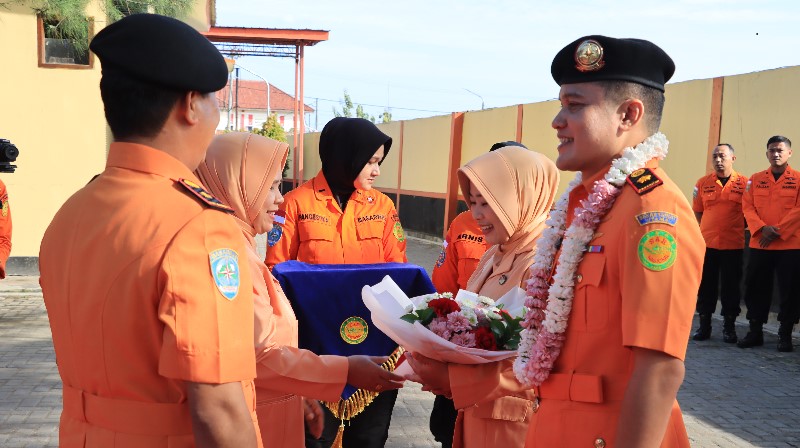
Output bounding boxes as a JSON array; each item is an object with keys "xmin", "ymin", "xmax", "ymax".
[
  {"xmin": 511, "ymin": 35, "xmax": 705, "ymax": 446},
  {"xmin": 40, "ymin": 14, "xmax": 261, "ymax": 447}
]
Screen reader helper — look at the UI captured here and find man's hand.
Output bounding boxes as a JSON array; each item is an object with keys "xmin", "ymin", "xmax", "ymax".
[
  {"xmin": 303, "ymin": 398, "xmax": 324, "ymax": 439},
  {"xmin": 346, "ymin": 355, "xmax": 405, "ymax": 392},
  {"xmin": 759, "ymin": 225, "xmax": 781, "ymax": 248},
  {"xmin": 186, "ymin": 381, "xmax": 257, "ymax": 448},
  {"xmin": 405, "ymin": 352, "xmax": 451, "ymax": 397}
]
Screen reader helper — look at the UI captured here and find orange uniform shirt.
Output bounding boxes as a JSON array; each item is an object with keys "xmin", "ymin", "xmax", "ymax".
[
  {"xmin": 692, "ymin": 171, "xmax": 748, "ymax": 250},
  {"xmin": 432, "ymin": 211, "xmax": 488, "ymax": 295},
  {"xmin": 265, "ymin": 170, "xmax": 407, "ymax": 266},
  {"xmin": 742, "ymin": 165, "xmax": 800, "ymax": 250},
  {"xmin": 40, "ymin": 143, "xmax": 260, "ymax": 447},
  {"xmin": 0, "ymin": 178, "xmax": 11, "ymax": 278}
]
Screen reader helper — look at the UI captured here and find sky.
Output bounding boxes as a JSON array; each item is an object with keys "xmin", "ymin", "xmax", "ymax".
[{"xmin": 214, "ymin": 0, "xmax": 800, "ymax": 131}]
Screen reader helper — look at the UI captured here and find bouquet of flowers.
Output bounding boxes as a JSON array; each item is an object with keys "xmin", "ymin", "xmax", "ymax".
[
  {"xmin": 362, "ymin": 276, "xmax": 526, "ymax": 364},
  {"xmin": 399, "ymin": 292, "xmax": 523, "ymax": 351}
]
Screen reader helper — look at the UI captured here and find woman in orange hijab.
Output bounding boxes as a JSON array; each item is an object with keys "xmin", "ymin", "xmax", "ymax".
[
  {"xmin": 408, "ymin": 143, "xmax": 559, "ymax": 448},
  {"xmin": 196, "ymin": 132, "xmax": 402, "ymax": 447}
]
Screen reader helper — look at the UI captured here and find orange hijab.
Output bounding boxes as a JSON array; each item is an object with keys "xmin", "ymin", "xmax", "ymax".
[
  {"xmin": 196, "ymin": 132, "xmax": 296, "ymax": 353},
  {"xmin": 195, "ymin": 132, "xmax": 288, "ymax": 245},
  {"xmin": 458, "ymin": 145, "xmax": 559, "ymax": 299}
]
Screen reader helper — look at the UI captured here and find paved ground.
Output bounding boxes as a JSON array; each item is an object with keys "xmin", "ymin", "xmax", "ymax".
[{"xmin": 1, "ymin": 238, "xmax": 799, "ymax": 447}]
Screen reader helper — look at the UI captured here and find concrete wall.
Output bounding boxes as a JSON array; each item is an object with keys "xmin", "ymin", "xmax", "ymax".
[
  {"xmin": 719, "ymin": 66, "xmax": 800, "ymax": 177},
  {"xmin": 297, "ymin": 66, "xmax": 800, "ymax": 238},
  {"xmin": 0, "ymin": 1, "xmax": 211, "ymax": 266}
]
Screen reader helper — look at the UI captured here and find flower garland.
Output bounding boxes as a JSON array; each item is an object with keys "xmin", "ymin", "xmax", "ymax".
[{"xmin": 514, "ymin": 133, "xmax": 669, "ymax": 387}]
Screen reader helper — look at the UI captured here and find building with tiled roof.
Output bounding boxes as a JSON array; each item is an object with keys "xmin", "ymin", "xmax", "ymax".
[{"xmin": 216, "ymin": 79, "xmax": 314, "ymax": 133}]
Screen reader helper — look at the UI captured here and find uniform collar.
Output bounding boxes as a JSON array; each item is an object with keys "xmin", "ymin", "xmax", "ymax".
[
  {"xmin": 311, "ymin": 170, "xmax": 376, "ymax": 205},
  {"xmin": 579, "ymin": 158, "xmax": 660, "ymax": 192},
  {"xmin": 106, "ymin": 142, "xmax": 200, "ymax": 183}
]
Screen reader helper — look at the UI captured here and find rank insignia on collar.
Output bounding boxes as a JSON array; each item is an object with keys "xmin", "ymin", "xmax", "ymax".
[
  {"xmin": 178, "ymin": 179, "xmax": 234, "ymax": 213},
  {"xmin": 626, "ymin": 168, "xmax": 663, "ymax": 195}
]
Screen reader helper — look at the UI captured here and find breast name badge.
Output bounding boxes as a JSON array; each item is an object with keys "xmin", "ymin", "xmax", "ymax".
[{"xmin": 209, "ymin": 248, "xmax": 240, "ymax": 300}]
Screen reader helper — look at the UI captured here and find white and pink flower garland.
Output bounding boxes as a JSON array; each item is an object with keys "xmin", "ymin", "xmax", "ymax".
[{"xmin": 514, "ymin": 132, "xmax": 670, "ymax": 387}]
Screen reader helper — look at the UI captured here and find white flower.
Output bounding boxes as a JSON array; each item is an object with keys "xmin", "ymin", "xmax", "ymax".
[
  {"xmin": 486, "ymin": 309, "xmax": 501, "ymax": 320},
  {"xmin": 459, "ymin": 307, "xmax": 478, "ymax": 326},
  {"xmin": 403, "ymin": 303, "xmax": 415, "ymax": 314},
  {"xmin": 478, "ymin": 296, "xmax": 496, "ymax": 308}
]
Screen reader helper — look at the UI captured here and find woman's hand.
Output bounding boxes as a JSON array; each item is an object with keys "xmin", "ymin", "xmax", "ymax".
[
  {"xmin": 303, "ymin": 398, "xmax": 324, "ymax": 439},
  {"xmin": 405, "ymin": 352, "xmax": 452, "ymax": 398}
]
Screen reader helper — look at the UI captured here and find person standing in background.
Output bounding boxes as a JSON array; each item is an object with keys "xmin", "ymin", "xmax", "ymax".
[
  {"xmin": 691, "ymin": 143, "xmax": 748, "ymax": 343},
  {"xmin": 266, "ymin": 117, "xmax": 406, "ymax": 448},
  {"xmin": 0, "ymin": 178, "xmax": 11, "ymax": 279},
  {"xmin": 740, "ymin": 135, "xmax": 800, "ymax": 352}
]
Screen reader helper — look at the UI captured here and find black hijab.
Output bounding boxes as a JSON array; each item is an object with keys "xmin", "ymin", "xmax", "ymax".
[{"xmin": 319, "ymin": 117, "xmax": 393, "ymax": 210}]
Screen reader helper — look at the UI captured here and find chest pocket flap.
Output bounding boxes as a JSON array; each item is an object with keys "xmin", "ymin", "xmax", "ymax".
[
  {"xmin": 299, "ymin": 221, "xmax": 334, "ymax": 242},
  {"xmin": 356, "ymin": 221, "xmax": 384, "ymax": 240}
]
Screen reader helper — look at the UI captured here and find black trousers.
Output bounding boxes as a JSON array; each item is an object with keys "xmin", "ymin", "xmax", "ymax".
[
  {"xmin": 743, "ymin": 248, "xmax": 800, "ymax": 324},
  {"xmin": 696, "ymin": 248, "xmax": 742, "ymax": 316},
  {"xmin": 306, "ymin": 389, "xmax": 398, "ymax": 448},
  {"xmin": 429, "ymin": 395, "xmax": 458, "ymax": 448}
]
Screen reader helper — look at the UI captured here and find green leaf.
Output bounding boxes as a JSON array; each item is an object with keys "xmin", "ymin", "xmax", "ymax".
[
  {"xmin": 417, "ymin": 308, "xmax": 436, "ymax": 326},
  {"xmin": 400, "ymin": 313, "xmax": 419, "ymax": 323}
]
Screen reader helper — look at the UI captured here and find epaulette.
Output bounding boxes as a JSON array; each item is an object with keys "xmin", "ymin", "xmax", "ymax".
[
  {"xmin": 626, "ymin": 168, "xmax": 663, "ymax": 195},
  {"xmin": 177, "ymin": 178, "xmax": 234, "ymax": 213}
]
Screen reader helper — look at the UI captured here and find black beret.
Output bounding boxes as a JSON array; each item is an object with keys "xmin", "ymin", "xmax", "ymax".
[
  {"xmin": 90, "ymin": 14, "xmax": 228, "ymax": 93},
  {"xmin": 551, "ymin": 35, "xmax": 675, "ymax": 92}
]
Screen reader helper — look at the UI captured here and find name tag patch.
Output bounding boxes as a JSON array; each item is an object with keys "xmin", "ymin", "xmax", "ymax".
[{"xmin": 635, "ymin": 211, "xmax": 678, "ymax": 227}]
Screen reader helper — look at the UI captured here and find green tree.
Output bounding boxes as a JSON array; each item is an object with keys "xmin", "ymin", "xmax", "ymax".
[
  {"xmin": 333, "ymin": 90, "xmax": 392, "ymax": 124},
  {"xmin": 252, "ymin": 113, "xmax": 291, "ymax": 177},
  {"xmin": 12, "ymin": 0, "xmax": 193, "ymax": 53}
]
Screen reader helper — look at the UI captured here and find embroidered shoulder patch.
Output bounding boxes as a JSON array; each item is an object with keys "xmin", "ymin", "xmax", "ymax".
[
  {"xmin": 393, "ymin": 222, "xmax": 406, "ymax": 242},
  {"xmin": 638, "ymin": 230, "xmax": 677, "ymax": 271},
  {"xmin": 627, "ymin": 168, "xmax": 663, "ymax": 195},
  {"xmin": 178, "ymin": 179, "xmax": 234, "ymax": 213},
  {"xmin": 435, "ymin": 241, "xmax": 447, "ymax": 268},
  {"xmin": 635, "ymin": 211, "xmax": 678, "ymax": 226},
  {"xmin": 340, "ymin": 316, "xmax": 369, "ymax": 344},
  {"xmin": 267, "ymin": 225, "xmax": 283, "ymax": 247},
  {"xmin": 209, "ymin": 248, "xmax": 240, "ymax": 300}
]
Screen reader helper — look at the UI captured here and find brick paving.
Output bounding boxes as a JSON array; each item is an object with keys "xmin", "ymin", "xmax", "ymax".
[{"xmin": 1, "ymin": 238, "xmax": 799, "ymax": 447}]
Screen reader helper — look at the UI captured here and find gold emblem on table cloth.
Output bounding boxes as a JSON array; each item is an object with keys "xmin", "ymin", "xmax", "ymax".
[
  {"xmin": 340, "ymin": 316, "xmax": 369, "ymax": 344},
  {"xmin": 638, "ymin": 230, "xmax": 677, "ymax": 271},
  {"xmin": 575, "ymin": 39, "xmax": 605, "ymax": 72}
]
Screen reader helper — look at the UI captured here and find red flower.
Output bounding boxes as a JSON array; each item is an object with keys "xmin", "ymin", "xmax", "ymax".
[
  {"xmin": 474, "ymin": 326, "xmax": 498, "ymax": 350},
  {"xmin": 428, "ymin": 297, "xmax": 461, "ymax": 318}
]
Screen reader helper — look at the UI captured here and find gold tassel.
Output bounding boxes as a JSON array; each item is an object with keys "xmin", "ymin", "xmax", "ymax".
[
  {"xmin": 323, "ymin": 346, "xmax": 405, "ymax": 433},
  {"xmin": 331, "ymin": 418, "xmax": 345, "ymax": 448}
]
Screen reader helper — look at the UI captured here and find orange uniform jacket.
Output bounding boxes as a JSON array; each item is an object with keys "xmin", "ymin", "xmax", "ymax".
[
  {"xmin": 448, "ymin": 161, "xmax": 704, "ymax": 448},
  {"xmin": 0, "ymin": 178, "xmax": 11, "ymax": 278},
  {"xmin": 39, "ymin": 143, "xmax": 260, "ymax": 448},
  {"xmin": 431, "ymin": 211, "xmax": 488, "ymax": 294},
  {"xmin": 742, "ymin": 165, "xmax": 800, "ymax": 250},
  {"xmin": 692, "ymin": 171, "xmax": 748, "ymax": 250},
  {"xmin": 265, "ymin": 171, "xmax": 407, "ymax": 266}
]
